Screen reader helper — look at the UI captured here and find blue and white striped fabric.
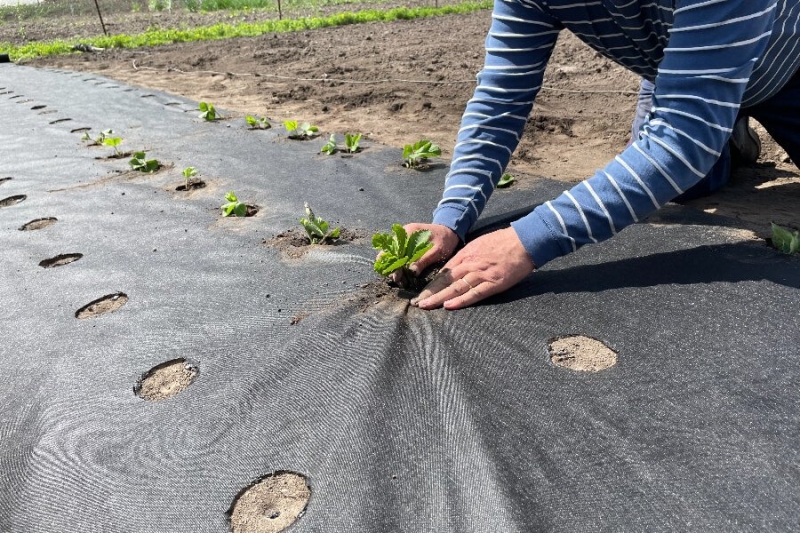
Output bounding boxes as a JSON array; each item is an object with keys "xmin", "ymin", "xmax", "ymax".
[{"xmin": 432, "ymin": 0, "xmax": 800, "ymax": 268}]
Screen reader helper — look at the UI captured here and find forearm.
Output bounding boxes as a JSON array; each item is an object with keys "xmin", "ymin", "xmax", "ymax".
[{"xmin": 432, "ymin": 0, "xmax": 561, "ymax": 240}]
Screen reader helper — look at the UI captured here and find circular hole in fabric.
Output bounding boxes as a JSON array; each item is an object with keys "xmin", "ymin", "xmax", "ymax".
[
  {"xmin": 20, "ymin": 217, "xmax": 57, "ymax": 231},
  {"xmin": 229, "ymin": 472, "xmax": 311, "ymax": 533},
  {"xmin": 135, "ymin": 359, "xmax": 198, "ymax": 401},
  {"xmin": 548, "ymin": 335, "xmax": 617, "ymax": 372},
  {"xmin": 39, "ymin": 253, "xmax": 82, "ymax": 268},
  {"xmin": 75, "ymin": 292, "xmax": 128, "ymax": 319},
  {"xmin": 0, "ymin": 195, "xmax": 26, "ymax": 207}
]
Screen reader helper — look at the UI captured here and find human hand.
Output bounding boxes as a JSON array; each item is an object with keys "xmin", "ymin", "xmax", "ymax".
[
  {"xmin": 410, "ymin": 227, "xmax": 535, "ymax": 310},
  {"xmin": 384, "ymin": 223, "xmax": 460, "ymax": 284}
]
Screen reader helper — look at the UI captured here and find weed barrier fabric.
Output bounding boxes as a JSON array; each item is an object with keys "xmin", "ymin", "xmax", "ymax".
[{"xmin": 1, "ymin": 64, "xmax": 799, "ymax": 532}]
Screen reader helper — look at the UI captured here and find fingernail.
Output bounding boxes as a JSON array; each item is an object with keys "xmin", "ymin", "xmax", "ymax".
[
  {"xmin": 410, "ymin": 297, "xmax": 420, "ymax": 306},
  {"xmin": 409, "ymin": 264, "xmax": 418, "ymax": 274}
]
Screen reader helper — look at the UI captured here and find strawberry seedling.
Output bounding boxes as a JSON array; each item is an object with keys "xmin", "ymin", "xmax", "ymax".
[
  {"xmin": 320, "ymin": 135, "xmax": 337, "ymax": 155},
  {"xmin": 284, "ymin": 120, "xmax": 319, "ymax": 139},
  {"xmin": 300, "ymin": 202, "xmax": 340, "ymax": 244},
  {"xmin": 182, "ymin": 166, "xmax": 198, "ymax": 188},
  {"xmin": 345, "ymin": 133, "xmax": 362, "ymax": 153},
  {"xmin": 129, "ymin": 151, "xmax": 160, "ymax": 173},
  {"xmin": 373, "ymin": 224, "xmax": 433, "ymax": 277},
  {"xmin": 221, "ymin": 191, "xmax": 247, "ymax": 217},
  {"xmin": 497, "ymin": 173, "xmax": 515, "ymax": 188},
  {"xmin": 771, "ymin": 223, "xmax": 800, "ymax": 254},
  {"xmin": 102, "ymin": 136, "xmax": 123, "ymax": 156},
  {"xmin": 403, "ymin": 139, "xmax": 441, "ymax": 168},
  {"xmin": 82, "ymin": 128, "xmax": 113, "ymax": 146},
  {"xmin": 246, "ymin": 115, "xmax": 271, "ymax": 129},
  {"xmin": 199, "ymin": 102, "xmax": 222, "ymax": 121}
]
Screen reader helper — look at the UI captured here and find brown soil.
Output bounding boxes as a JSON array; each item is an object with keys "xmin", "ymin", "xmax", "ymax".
[
  {"xmin": 136, "ymin": 359, "xmax": 198, "ymax": 401},
  {"xmin": 229, "ymin": 472, "xmax": 311, "ymax": 533},
  {"xmin": 549, "ymin": 335, "xmax": 617, "ymax": 372},
  {"xmin": 75, "ymin": 292, "xmax": 128, "ymax": 319},
  {"xmin": 0, "ymin": 195, "xmax": 26, "ymax": 207},
  {"xmin": 24, "ymin": 8, "xmax": 799, "ymax": 235},
  {"xmin": 19, "ymin": 217, "xmax": 58, "ymax": 231},
  {"xmin": 39, "ymin": 252, "xmax": 83, "ymax": 268},
  {"xmin": 264, "ymin": 227, "xmax": 367, "ymax": 259},
  {"xmin": 176, "ymin": 178, "xmax": 207, "ymax": 191}
]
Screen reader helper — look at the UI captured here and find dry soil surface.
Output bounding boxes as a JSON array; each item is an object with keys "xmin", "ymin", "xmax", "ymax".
[{"xmin": 27, "ymin": 9, "xmax": 800, "ymax": 236}]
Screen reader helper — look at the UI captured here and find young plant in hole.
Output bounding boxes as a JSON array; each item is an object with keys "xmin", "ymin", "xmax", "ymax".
[
  {"xmin": 182, "ymin": 166, "xmax": 198, "ymax": 189},
  {"xmin": 771, "ymin": 223, "xmax": 800, "ymax": 254},
  {"xmin": 284, "ymin": 120, "xmax": 319, "ymax": 139},
  {"xmin": 129, "ymin": 151, "xmax": 160, "ymax": 173},
  {"xmin": 373, "ymin": 224, "xmax": 433, "ymax": 278},
  {"xmin": 403, "ymin": 139, "xmax": 441, "ymax": 168},
  {"xmin": 102, "ymin": 136, "xmax": 123, "ymax": 156},
  {"xmin": 82, "ymin": 128, "xmax": 113, "ymax": 146},
  {"xmin": 320, "ymin": 134, "xmax": 337, "ymax": 155},
  {"xmin": 221, "ymin": 191, "xmax": 247, "ymax": 217},
  {"xmin": 246, "ymin": 115, "xmax": 271, "ymax": 129},
  {"xmin": 300, "ymin": 202, "xmax": 340, "ymax": 243},
  {"xmin": 199, "ymin": 102, "xmax": 221, "ymax": 121},
  {"xmin": 497, "ymin": 172, "xmax": 515, "ymax": 188},
  {"xmin": 345, "ymin": 133, "xmax": 362, "ymax": 153}
]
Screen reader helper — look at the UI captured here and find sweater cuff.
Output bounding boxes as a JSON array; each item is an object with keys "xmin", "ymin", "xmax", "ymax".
[
  {"xmin": 432, "ymin": 204, "xmax": 472, "ymax": 242},
  {"xmin": 510, "ymin": 208, "xmax": 572, "ymax": 269}
]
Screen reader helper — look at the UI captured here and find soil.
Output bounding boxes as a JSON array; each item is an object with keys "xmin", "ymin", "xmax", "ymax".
[
  {"xmin": 20, "ymin": 7, "xmax": 800, "ymax": 236},
  {"xmin": 0, "ymin": 194, "xmax": 26, "ymax": 207},
  {"xmin": 228, "ymin": 472, "xmax": 311, "ymax": 533},
  {"xmin": 38, "ymin": 252, "xmax": 83, "ymax": 268},
  {"xmin": 75, "ymin": 292, "xmax": 128, "ymax": 319},
  {"xmin": 264, "ymin": 227, "xmax": 367, "ymax": 259},
  {"xmin": 19, "ymin": 217, "xmax": 58, "ymax": 231},
  {"xmin": 548, "ymin": 335, "xmax": 617, "ymax": 372},
  {"xmin": 136, "ymin": 359, "xmax": 198, "ymax": 401},
  {"xmin": 175, "ymin": 177, "xmax": 206, "ymax": 191}
]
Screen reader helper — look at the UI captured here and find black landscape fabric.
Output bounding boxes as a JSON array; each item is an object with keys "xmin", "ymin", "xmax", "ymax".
[{"xmin": 1, "ymin": 65, "xmax": 799, "ymax": 532}]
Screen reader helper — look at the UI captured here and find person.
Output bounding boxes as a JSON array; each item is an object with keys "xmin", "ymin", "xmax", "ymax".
[{"xmin": 402, "ymin": 0, "xmax": 800, "ymax": 310}]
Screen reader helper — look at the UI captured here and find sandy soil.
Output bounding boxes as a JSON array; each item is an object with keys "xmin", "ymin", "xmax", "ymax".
[{"xmin": 25, "ymin": 8, "xmax": 800, "ymax": 236}]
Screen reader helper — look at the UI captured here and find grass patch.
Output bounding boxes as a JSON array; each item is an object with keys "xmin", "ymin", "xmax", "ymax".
[{"xmin": 0, "ymin": 1, "xmax": 491, "ymax": 60}]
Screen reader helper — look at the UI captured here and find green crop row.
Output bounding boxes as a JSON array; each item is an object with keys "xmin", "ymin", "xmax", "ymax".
[{"xmin": 0, "ymin": 2, "xmax": 491, "ymax": 60}]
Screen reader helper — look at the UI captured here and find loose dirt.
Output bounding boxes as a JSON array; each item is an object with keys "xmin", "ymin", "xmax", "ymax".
[
  {"xmin": 549, "ymin": 335, "xmax": 617, "ymax": 372},
  {"xmin": 229, "ymin": 472, "xmax": 311, "ymax": 533},
  {"xmin": 24, "ymin": 8, "xmax": 799, "ymax": 235},
  {"xmin": 136, "ymin": 359, "xmax": 198, "ymax": 401},
  {"xmin": 75, "ymin": 292, "xmax": 128, "ymax": 319}
]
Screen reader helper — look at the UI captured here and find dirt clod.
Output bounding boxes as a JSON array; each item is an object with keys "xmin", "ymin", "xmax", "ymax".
[
  {"xmin": 549, "ymin": 335, "xmax": 617, "ymax": 372},
  {"xmin": 229, "ymin": 472, "xmax": 311, "ymax": 533}
]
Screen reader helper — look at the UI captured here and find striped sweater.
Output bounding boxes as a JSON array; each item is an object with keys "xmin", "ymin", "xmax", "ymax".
[{"xmin": 432, "ymin": 0, "xmax": 800, "ymax": 268}]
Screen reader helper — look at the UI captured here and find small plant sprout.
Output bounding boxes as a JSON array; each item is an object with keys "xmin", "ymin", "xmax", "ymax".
[
  {"xmin": 284, "ymin": 120, "xmax": 320, "ymax": 139},
  {"xmin": 300, "ymin": 203, "xmax": 340, "ymax": 243},
  {"xmin": 345, "ymin": 133, "xmax": 362, "ymax": 153},
  {"xmin": 403, "ymin": 139, "xmax": 441, "ymax": 168},
  {"xmin": 82, "ymin": 128, "xmax": 113, "ymax": 146},
  {"xmin": 320, "ymin": 134, "xmax": 337, "ymax": 155},
  {"xmin": 497, "ymin": 173, "xmax": 515, "ymax": 188},
  {"xmin": 771, "ymin": 223, "xmax": 800, "ymax": 254},
  {"xmin": 102, "ymin": 136, "xmax": 123, "ymax": 156},
  {"xmin": 373, "ymin": 224, "xmax": 433, "ymax": 277},
  {"xmin": 129, "ymin": 151, "xmax": 161, "ymax": 173},
  {"xmin": 221, "ymin": 191, "xmax": 247, "ymax": 217},
  {"xmin": 199, "ymin": 102, "xmax": 221, "ymax": 121},
  {"xmin": 182, "ymin": 166, "xmax": 198, "ymax": 188},
  {"xmin": 245, "ymin": 115, "xmax": 271, "ymax": 129}
]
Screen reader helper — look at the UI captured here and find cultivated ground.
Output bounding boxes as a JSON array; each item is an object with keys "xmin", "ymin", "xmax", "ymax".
[{"xmin": 10, "ymin": 5, "xmax": 800, "ymax": 235}]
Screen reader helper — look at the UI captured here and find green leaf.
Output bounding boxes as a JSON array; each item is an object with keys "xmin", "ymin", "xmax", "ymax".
[
  {"xmin": 391, "ymin": 224, "xmax": 407, "ymax": 256},
  {"xmin": 233, "ymin": 202, "xmax": 247, "ymax": 217},
  {"xmin": 372, "ymin": 232, "xmax": 394, "ymax": 251},
  {"xmin": 284, "ymin": 120, "xmax": 298, "ymax": 133},
  {"xmin": 199, "ymin": 102, "xmax": 209, "ymax": 112},
  {"xmin": 497, "ymin": 173, "xmax": 515, "ymax": 188},
  {"xmin": 103, "ymin": 137, "xmax": 121, "ymax": 147},
  {"xmin": 374, "ymin": 254, "xmax": 407, "ymax": 276},
  {"xmin": 771, "ymin": 223, "xmax": 800, "ymax": 254},
  {"xmin": 405, "ymin": 229, "xmax": 433, "ymax": 263},
  {"xmin": 321, "ymin": 134, "xmax": 336, "ymax": 154},
  {"xmin": 329, "ymin": 227, "xmax": 340, "ymax": 239},
  {"xmin": 183, "ymin": 166, "xmax": 197, "ymax": 178}
]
